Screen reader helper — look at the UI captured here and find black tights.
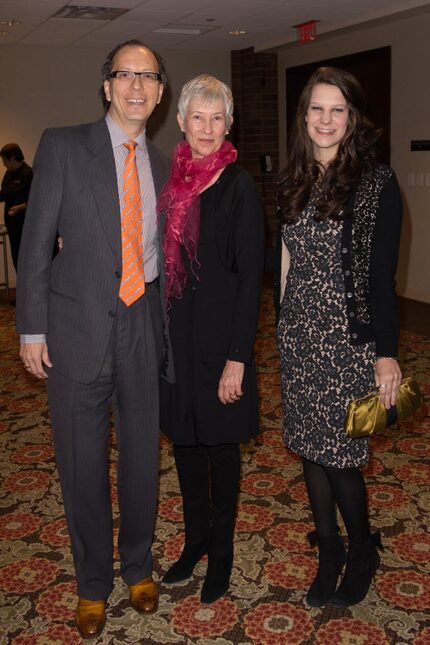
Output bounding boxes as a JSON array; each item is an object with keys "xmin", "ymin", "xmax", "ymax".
[{"xmin": 303, "ymin": 457, "xmax": 369, "ymax": 543}]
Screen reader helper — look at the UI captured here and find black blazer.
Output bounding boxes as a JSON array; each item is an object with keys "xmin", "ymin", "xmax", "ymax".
[{"xmin": 340, "ymin": 167, "xmax": 402, "ymax": 357}]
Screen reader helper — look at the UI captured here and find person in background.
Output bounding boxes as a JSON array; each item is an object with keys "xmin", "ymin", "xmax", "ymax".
[
  {"xmin": 276, "ymin": 67, "xmax": 402, "ymax": 608},
  {"xmin": 16, "ymin": 40, "xmax": 173, "ymax": 639},
  {"xmin": 158, "ymin": 75, "xmax": 265, "ymax": 604},
  {"xmin": 0, "ymin": 143, "xmax": 33, "ymax": 271}
]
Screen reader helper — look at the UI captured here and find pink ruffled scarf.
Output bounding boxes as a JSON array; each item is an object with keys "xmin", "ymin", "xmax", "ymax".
[{"xmin": 157, "ymin": 140, "xmax": 237, "ymax": 302}]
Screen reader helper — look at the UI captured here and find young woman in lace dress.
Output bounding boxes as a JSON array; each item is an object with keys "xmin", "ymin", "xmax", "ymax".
[{"xmin": 276, "ymin": 67, "xmax": 402, "ymax": 608}]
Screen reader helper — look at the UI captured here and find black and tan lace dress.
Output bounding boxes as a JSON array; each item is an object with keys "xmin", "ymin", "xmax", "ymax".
[{"xmin": 277, "ymin": 198, "xmax": 375, "ymax": 468}]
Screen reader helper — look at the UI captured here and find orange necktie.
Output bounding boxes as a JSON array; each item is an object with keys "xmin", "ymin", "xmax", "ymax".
[{"xmin": 119, "ymin": 141, "xmax": 145, "ymax": 306}]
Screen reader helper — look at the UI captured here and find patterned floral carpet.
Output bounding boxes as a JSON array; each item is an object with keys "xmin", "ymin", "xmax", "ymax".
[{"xmin": 0, "ymin": 286, "xmax": 429, "ymax": 645}]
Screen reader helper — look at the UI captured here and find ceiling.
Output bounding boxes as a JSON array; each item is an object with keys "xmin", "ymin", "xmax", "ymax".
[{"xmin": 0, "ymin": 0, "xmax": 429, "ymax": 51}]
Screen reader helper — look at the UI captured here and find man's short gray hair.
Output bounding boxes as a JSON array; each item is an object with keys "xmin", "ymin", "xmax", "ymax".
[{"xmin": 178, "ymin": 74, "xmax": 233, "ymax": 128}]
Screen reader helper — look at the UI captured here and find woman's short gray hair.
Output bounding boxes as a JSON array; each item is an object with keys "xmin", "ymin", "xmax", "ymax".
[{"xmin": 178, "ymin": 74, "xmax": 234, "ymax": 127}]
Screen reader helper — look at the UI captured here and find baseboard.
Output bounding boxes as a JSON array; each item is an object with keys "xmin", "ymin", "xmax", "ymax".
[{"xmin": 399, "ymin": 288, "xmax": 430, "ymax": 304}]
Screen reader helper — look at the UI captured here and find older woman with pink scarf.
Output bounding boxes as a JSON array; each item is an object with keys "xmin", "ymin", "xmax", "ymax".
[{"xmin": 157, "ymin": 75, "xmax": 265, "ymax": 604}]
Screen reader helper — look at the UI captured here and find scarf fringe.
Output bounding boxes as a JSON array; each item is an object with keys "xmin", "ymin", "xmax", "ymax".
[{"xmin": 158, "ymin": 140, "xmax": 237, "ymax": 302}]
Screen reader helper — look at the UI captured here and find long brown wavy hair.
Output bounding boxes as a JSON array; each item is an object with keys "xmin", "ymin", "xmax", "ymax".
[{"xmin": 277, "ymin": 66, "xmax": 381, "ymax": 223}]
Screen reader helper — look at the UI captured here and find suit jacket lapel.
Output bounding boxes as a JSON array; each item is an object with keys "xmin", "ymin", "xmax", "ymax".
[
  {"xmin": 147, "ymin": 138, "xmax": 168, "ymax": 196},
  {"xmin": 87, "ymin": 119, "xmax": 122, "ymax": 263}
]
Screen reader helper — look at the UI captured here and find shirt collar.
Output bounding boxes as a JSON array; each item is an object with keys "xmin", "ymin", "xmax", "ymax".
[{"xmin": 105, "ymin": 113, "xmax": 147, "ymax": 151}]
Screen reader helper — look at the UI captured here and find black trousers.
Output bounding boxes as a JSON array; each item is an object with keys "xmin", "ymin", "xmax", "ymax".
[
  {"xmin": 5, "ymin": 211, "xmax": 25, "ymax": 270},
  {"xmin": 47, "ymin": 285, "xmax": 163, "ymax": 600}
]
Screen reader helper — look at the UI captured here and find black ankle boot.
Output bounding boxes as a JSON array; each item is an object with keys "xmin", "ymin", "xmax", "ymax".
[
  {"xmin": 306, "ymin": 530, "xmax": 346, "ymax": 607},
  {"xmin": 163, "ymin": 542, "xmax": 208, "ymax": 584},
  {"xmin": 331, "ymin": 530, "xmax": 383, "ymax": 607},
  {"xmin": 200, "ymin": 555, "xmax": 232, "ymax": 604}
]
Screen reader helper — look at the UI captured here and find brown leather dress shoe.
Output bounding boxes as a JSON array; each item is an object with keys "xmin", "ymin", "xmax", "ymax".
[
  {"xmin": 129, "ymin": 576, "xmax": 158, "ymax": 614},
  {"xmin": 75, "ymin": 597, "xmax": 106, "ymax": 639}
]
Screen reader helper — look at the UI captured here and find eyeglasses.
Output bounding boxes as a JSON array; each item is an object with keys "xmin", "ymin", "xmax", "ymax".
[{"xmin": 109, "ymin": 70, "xmax": 162, "ymax": 83}]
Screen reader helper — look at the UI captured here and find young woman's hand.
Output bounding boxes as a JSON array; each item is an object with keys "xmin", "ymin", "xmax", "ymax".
[{"xmin": 374, "ymin": 358, "xmax": 402, "ymax": 409}]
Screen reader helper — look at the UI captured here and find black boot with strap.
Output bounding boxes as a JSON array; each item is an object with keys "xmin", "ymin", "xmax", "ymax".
[
  {"xmin": 306, "ymin": 530, "xmax": 346, "ymax": 607},
  {"xmin": 331, "ymin": 530, "xmax": 383, "ymax": 607}
]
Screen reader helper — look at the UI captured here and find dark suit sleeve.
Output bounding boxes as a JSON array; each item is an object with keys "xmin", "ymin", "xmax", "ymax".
[
  {"xmin": 227, "ymin": 173, "xmax": 265, "ymax": 364},
  {"xmin": 369, "ymin": 172, "xmax": 403, "ymax": 357},
  {"xmin": 16, "ymin": 130, "xmax": 64, "ymax": 334}
]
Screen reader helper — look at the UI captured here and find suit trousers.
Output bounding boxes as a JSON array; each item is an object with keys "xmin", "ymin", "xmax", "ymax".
[{"xmin": 47, "ymin": 282, "xmax": 163, "ymax": 600}]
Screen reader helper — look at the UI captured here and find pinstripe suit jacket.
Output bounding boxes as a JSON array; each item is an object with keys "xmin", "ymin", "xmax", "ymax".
[{"xmin": 16, "ymin": 118, "xmax": 173, "ymax": 384}]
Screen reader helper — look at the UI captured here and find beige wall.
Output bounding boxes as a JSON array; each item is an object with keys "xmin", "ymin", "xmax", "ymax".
[
  {"xmin": 2, "ymin": 12, "xmax": 429, "ymax": 302},
  {"xmin": 271, "ymin": 8, "xmax": 430, "ymax": 303},
  {"xmin": 0, "ymin": 44, "xmax": 230, "ymax": 288}
]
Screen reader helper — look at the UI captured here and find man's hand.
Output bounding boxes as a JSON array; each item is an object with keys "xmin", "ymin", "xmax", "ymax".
[
  {"xmin": 20, "ymin": 342, "xmax": 52, "ymax": 379},
  {"xmin": 218, "ymin": 359, "xmax": 244, "ymax": 405}
]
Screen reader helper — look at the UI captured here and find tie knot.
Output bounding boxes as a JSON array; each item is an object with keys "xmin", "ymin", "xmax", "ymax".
[{"xmin": 124, "ymin": 140, "xmax": 137, "ymax": 152}]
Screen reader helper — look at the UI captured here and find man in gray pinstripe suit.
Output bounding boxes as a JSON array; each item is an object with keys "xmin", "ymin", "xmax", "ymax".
[{"xmin": 16, "ymin": 40, "xmax": 173, "ymax": 639}]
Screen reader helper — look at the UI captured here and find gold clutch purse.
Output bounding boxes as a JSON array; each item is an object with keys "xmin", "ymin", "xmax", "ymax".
[{"xmin": 345, "ymin": 377, "xmax": 422, "ymax": 438}]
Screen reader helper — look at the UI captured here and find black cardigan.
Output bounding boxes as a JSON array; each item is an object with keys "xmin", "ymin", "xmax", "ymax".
[{"xmin": 275, "ymin": 164, "xmax": 403, "ymax": 357}]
